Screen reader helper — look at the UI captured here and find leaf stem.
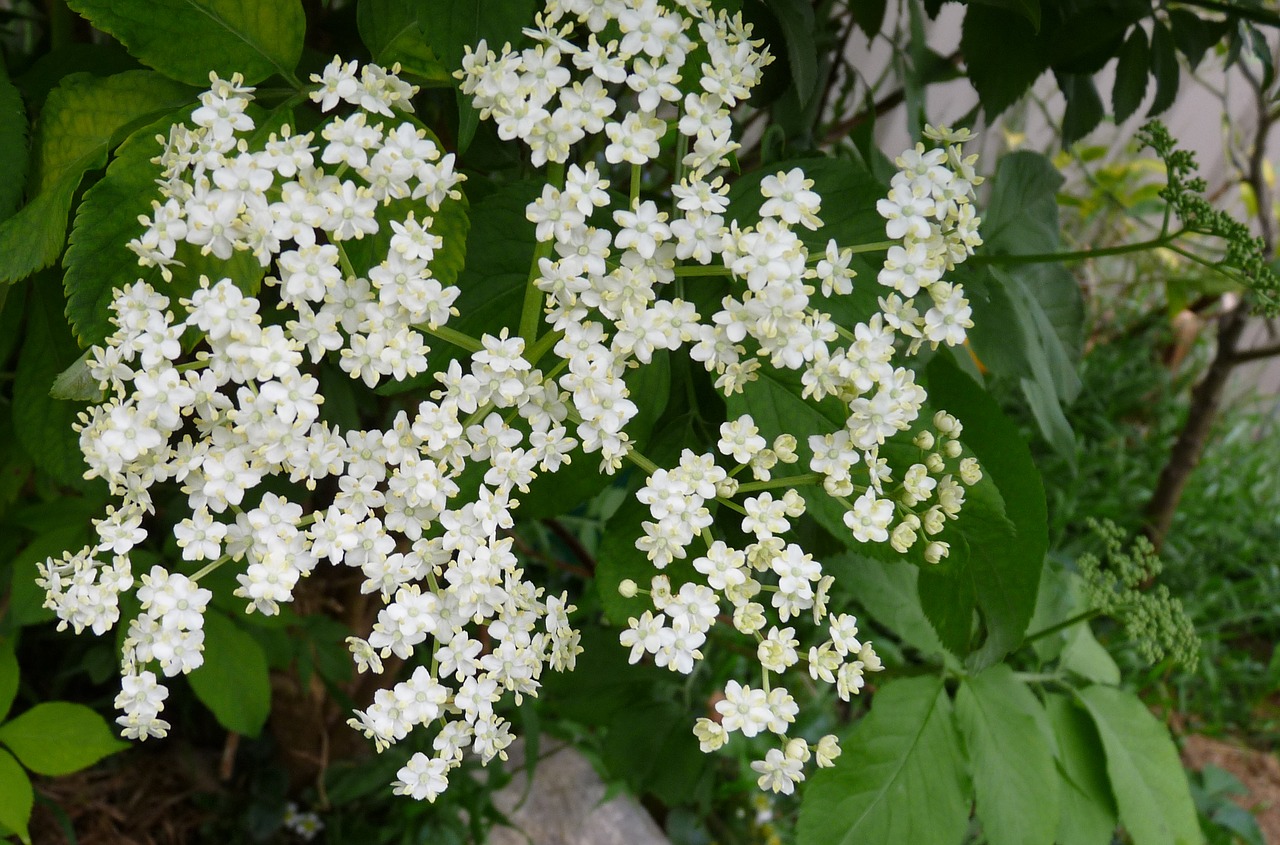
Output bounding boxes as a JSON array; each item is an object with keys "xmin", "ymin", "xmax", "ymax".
[
  {"xmin": 335, "ymin": 241, "xmax": 357, "ymax": 279},
  {"xmin": 735, "ymin": 472, "xmax": 825, "ymax": 493},
  {"xmin": 1169, "ymin": 0, "xmax": 1280, "ymax": 28},
  {"xmin": 519, "ymin": 162, "xmax": 565, "ymax": 345},
  {"xmin": 674, "ymin": 264, "xmax": 731, "ymax": 277},
  {"xmin": 416, "ymin": 323, "xmax": 484, "ymax": 353},
  {"xmin": 524, "ymin": 328, "xmax": 564, "ymax": 364},
  {"xmin": 629, "ymin": 164, "xmax": 641, "ymax": 208},
  {"xmin": 191, "ymin": 554, "xmax": 233, "ymax": 583},
  {"xmin": 971, "ymin": 231, "xmax": 1184, "ymax": 266},
  {"xmin": 1021, "ymin": 608, "xmax": 1104, "ymax": 646},
  {"xmin": 848, "ymin": 240, "xmax": 897, "ymax": 254}
]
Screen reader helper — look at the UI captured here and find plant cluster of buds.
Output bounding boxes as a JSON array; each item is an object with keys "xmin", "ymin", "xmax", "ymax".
[{"xmin": 40, "ymin": 0, "xmax": 986, "ymax": 801}]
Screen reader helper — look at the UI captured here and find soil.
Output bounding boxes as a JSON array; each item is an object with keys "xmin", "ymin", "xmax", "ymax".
[{"xmin": 1183, "ymin": 734, "xmax": 1280, "ymax": 844}]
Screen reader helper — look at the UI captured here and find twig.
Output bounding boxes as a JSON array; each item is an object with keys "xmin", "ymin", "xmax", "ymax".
[
  {"xmin": 1143, "ymin": 52, "xmax": 1278, "ymax": 549},
  {"xmin": 542, "ymin": 519, "xmax": 597, "ymax": 575},
  {"xmin": 1228, "ymin": 340, "xmax": 1280, "ymax": 363}
]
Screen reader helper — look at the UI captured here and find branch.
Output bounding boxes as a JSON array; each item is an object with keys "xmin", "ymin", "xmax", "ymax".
[
  {"xmin": 1228, "ymin": 340, "xmax": 1280, "ymax": 363},
  {"xmin": 1169, "ymin": 0, "xmax": 1280, "ymax": 29},
  {"xmin": 1143, "ymin": 67, "xmax": 1278, "ymax": 550},
  {"xmin": 542, "ymin": 519, "xmax": 597, "ymax": 576}
]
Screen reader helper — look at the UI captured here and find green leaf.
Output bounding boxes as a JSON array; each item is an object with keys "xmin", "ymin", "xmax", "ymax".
[
  {"xmin": 961, "ymin": 5, "xmax": 1046, "ymax": 116},
  {"xmin": 848, "ymin": 0, "xmax": 887, "ymax": 39},
  {"xmin": 1044, "ymin": 2, "xmax": 1143, "ymax": 75},
  {"xmin": 0, "ymin": 749, "xmax": 32, "ymax": 844},
  {"xmin": 0, "ymin": 401, "xmax": 34, "ymax": 522},
  {"xmin": 61, "ymin": 114, "xmax": 170, "ymax": 347},
  {"xmin": 968, "ymin": 152, "xmax": 1082, "ymax": 463},
  {"xmin": 1060, "ymin": 623, "xmax": 1120, "ymax": 685},
  {"xmin": 338, "ymin": 122, "xmax": 468, "ymax": 290},
  {"xmin": 764, "ymin": 0, "xmax": 818, "ymax": 105},
  {"xmin": 358, "ymin": 0, "xmax": 450, "ymax": 82},
  {"xmin": 997, "ymin": 269, "xmax": 1081, "ymax": 394},
  {"xmin": 63, "ymin": 106, "xmax": 276, "ymax": 347},
  {"xmin": 966, "ymin": 0, "xmax": 1040, "ymax": 31},
  {"xmin": 1058, "ymin": 72, "xmax": 1104, "ymax": 146},
  {"xmin": 0, "ymin": 71, "xmax": 192, "ymax": 286},
  {"xmin": 1045, "ymin": 693, "xmax": 1118, "ymax": 845},
  {"xmin": 188, "ymin": 610, "xmax": 272, "ymax": 737},
  {"xmin": 981, "ymin": 150, "xmax": 1064, "ymax": 256},
  {"xmin": 917, "ymin": 558, "xmax": 976, "ymax": 656},
  {"xmin": 595, "ymin": 496, "xmax": 700, "ymax": 626},
  {"xmin": 827, "ymin": 553, "xmax": 947, "ymax": 659},
  {"xmin": 376, "ymin": 178, "xmax": 524, "ymax": 396},
  {"xmin": 1019, "ymin": 376, "xmax": 1077, "ymax": 467},
  {"xmin": 49, "ymin": 349, "xmax": 103, "ymax": 401},
  {"xmin": 1112, "ymin": 27, "xmax": 1150, "ymax": 123},
  {"xmin": 797, "ymin": 676, "xmax": 969, "ymax": 845},
  {"xmin": 519, "ymin": 351, "xmax": 670, "ymax": 519},
  {"xmin": 13, "ymin": 276, "xmax": 93, "ymax": 486},
  {"xmin": 926, "ymin": 356, "xmax": 1047, "ymax": 666},
  {"xmin": 1148, "ymin": 22, "xmax": 1179, "ymax": 117},
  {"xmin": 1078, "ymin": 685, "xmax": 1200, "ymax": 845},
  {"xmin": 1168, "ymin": 9, "xmax": 1228, "ymax": 71},
  {"xmin": 65, "ymin": 0, "xmax": 306, "ymax": 86},
  {"xmin": 730, "ymin": 155, "xmax": 887, "ymax": 265},
  {"xmin": 539, "ymin": 625, "xmax": 665, "ymax": 725},
  {"xmin": 416, "ymin": 0, "xmax": 538, "ymax": 73},
  {"xmin": 0, "ymin": 62, "xmax": 29, "ymax": 222},
  {"xmin": 956, "ymin": 665, "xmax": 1059, "ymax": 845},
  {"xmin": 726, "ymin": 367, "xmax": 852, "ymax": 549},
  {"xmin": 603, "ymin": 700, "xmax": 707, "ymax": 805},
  {"xmin": 0, "ymin": 701, "xmax": 128, "ymax": 775},
  {"xmin": 1029, "ymin": 566, "xmax": 1119, "ymax": 683},
  {"xmin": 0, "ymin": 640, "xmax": 17, "ymax": 722}
]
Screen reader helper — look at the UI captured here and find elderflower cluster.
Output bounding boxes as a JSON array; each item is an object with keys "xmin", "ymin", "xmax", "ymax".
[{"xmin": 39, "ymin": 0, "xmax": 989, "ymax": 805}]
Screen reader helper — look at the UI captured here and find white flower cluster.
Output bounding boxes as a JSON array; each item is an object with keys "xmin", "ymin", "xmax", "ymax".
[
  {"xmin": 39, "ymin": 0, "xmax": 988, "ymax": 805},
  {"xmin": 460, "ymin": 0, "xmax": 769, "ymax": 174},
  {"xmin": 42, "ymin": 65, "xmax": 585, "ymax": 798},
  {"xmin": 450, "ymin": 0, "xmax": 985, "ymax": 796}
]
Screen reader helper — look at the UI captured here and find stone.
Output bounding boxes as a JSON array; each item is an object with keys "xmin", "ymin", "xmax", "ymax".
[{"xmin": 485, "ymin": 739, "xmax": 671, "ymax": 845}]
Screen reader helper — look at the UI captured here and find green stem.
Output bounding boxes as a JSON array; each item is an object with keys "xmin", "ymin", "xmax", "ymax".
[
  {"xmin": 629, "ymin": 164, "xmax": 641, "ymax": 208},
  {"xmin": 735, "ymin": 472, "xmax": 825, "ymax": 493},
  {"xmin": 716, "ymin": 496, "xmax": 747, "ymax": 515},
  {"xmin": 971, "ymin": 231, "xmax": 1183, "ymax": 266},
  {"xmin": 1013, "ymin": 671, "xmax": 1067, "ymax": 685},
  {"xmin": 525, "ymin": 328, "xmax": 564, "ymax": 364},
  {"xmin": 46, "ymin": 0, "xmax": 73, "ymax": 51},
  {"xmin": 519, "ymin": 162, "xmax": 566, "ymax": 344},
  {"xmin": 848, "ymin": 240, "xmax": 897, "ymax": 254},
  {"xmin": 1022, "ymin": 608, "xmax": 1104, "ymax": 646},
  {"xmin": 335, "ymin": 241, "xmax": 357, "ymax": 279},
  {"xmin": 1166, "ymin": 243, "xmax": 1248, "ymax": 285},
  {"xmin": 673, "ymin": 132, "xmax": 689, "ymax": 217},
  {"xmin": 191, "ymin": 554, "xmax": 233, "ymax": 583},
  {"xmin": 625, "ymin": 446, "xmax": 659, "ymax": 475},
  {"xmin": 1170, "ymin": 0, "xmax": 1280, "ymax": 28},
  {"xmin": 674, "ymin": 264, "xmax": 731, "ymax": 277},
  {"xmin": 417, "ymin": 323, "xmax": 484, "ymax": 353}
]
